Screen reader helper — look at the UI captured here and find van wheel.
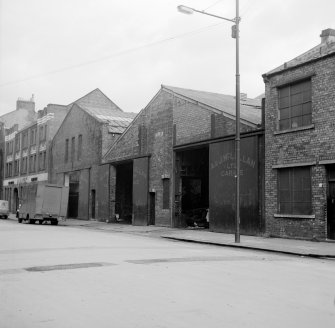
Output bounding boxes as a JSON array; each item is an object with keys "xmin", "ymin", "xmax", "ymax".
[
  {"xmin": 4, "ymin": 215, "xmax": 7, "ymax": 220},
  {"xmin": 39, "ymin": 220, "xmax": 43, "ymax": 225}
]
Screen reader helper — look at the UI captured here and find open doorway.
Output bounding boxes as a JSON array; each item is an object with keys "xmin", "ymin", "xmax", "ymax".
[
  {"xmin": 175, "ymin": 147, "xmax": 209, "ymax": 229},
  {"xmin": 91, "ymin": 189, "xmax": 96, "ymax": 219},
  {"xmin": 115, "ymin": 162, "xmax": 133, "ymax": 224}
]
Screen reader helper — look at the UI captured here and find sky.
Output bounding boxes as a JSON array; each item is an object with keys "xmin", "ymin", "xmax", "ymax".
[{"xmin": 0, "ymin": 0, "xmax": 334, "ymax": 115}]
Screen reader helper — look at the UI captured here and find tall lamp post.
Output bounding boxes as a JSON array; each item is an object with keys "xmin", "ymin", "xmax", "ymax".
[{"xmin": 178, "ymin": 1, "xmax": 241, "ymax": 243}]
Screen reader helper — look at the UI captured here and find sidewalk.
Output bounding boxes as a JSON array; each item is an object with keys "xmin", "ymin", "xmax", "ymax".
[{"xmin": 8, "ymin": 215, "xmax": 335, "ymax": 258}]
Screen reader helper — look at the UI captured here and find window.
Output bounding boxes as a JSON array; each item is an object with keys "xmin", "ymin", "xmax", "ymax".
[
  {"xmin": 278, "ymin": 80, "xmax": 311, "ymax": 130},
  {"xmin": 39, "ymin": 125, "xmax": 47, "ymax": 141},
  {"xmin": 22, "ymin": 132, "xmax": 28, "ymax": 149},
  {"xmin": 14, "ymin": 160, "xmax": 20, "ymax": 176},
  {"xmin": 29, "ymin": 155, "xmax": 36, "ymax": 173},
  {"xmin": 162, "ymin": 178, "xmax": 170, "ymax": 209},
  {"xmin": 65, "ymin": 139, "xmax": 69, "ymax": 163},
  {"xmin": 71, "ymin": 137, "xmax": 75, "ymax": 162},
  {"xmin": 6, "ymin": 141, "xmax": 13, "ymax": 154},
  {"xmin": 39, "ymin": 151, "xmax": 46, "ymax": 171},
  {"xmin": 278, "ymin": 167, "xmax": 312, "ymax": 215},
  {"xmin": 77, "ymin": 135, "xmax": 82, "ymax": 160},
  {"xmin": 15, "ymin": 135, "xmax": 20, "ymax": 151},
  {"xmin": 21, "ymin": 157, "xmax": 27, "ymax": 174},
  {"xmin": 30, "ymin": 128, "xmax": 36, "ymax": 145}
]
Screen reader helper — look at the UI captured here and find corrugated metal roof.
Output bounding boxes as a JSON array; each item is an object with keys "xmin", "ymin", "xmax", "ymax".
[
  {"xmin": 163, "ymin": 85, "xmax": 262, "ymax": 125},
  {"xmin": 79, "ymin": 104, "xmax": 137, "ymax": 134},
  {"xmin": 264, "ymin": 40, "xmax": 335, "ymax": 77}
]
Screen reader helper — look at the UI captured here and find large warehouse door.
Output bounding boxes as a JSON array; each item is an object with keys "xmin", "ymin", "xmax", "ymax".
[
  {"xmin": 133, "ymin": 157, "xmax": 149, "ymax": 226},
  {"xmin": 209, "ymin": 136, "xmax": 260, "ymax": 235}
]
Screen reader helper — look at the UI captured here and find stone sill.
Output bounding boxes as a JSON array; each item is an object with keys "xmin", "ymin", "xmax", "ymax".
[
  {"xmin": 274, "ymin": 214, "xmax": 315, "ymax": 219},
  {"xmin": 274, "ymin": 124, "xmax": 315, "ymax": 135}
]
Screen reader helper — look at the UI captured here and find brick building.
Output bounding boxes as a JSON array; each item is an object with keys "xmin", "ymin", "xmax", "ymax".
[
  {"xmin": 0, "ymin": 96, "xmax": 37, "ymax": 199},
  {"xmin": 49, "ymin": 89, "xmax": 136, "ymax": 220},
  {"xmin": 2, "ymin": 103, "xmax": 68, "ymax": 213},
  {"xmin": 263, "ymin": 28, "xmax": 335, "ymax": 240},
  {"xmin": 101, "ymin": 85, "xmax": 264, "ymax": 235}
]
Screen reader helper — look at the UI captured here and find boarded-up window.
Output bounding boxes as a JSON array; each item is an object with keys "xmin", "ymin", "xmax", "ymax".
[
  {"xmin": 77, "ymin": 135, "xmax": 82, "ymax": 160},
  {"xmin": 71, "ymin": 137, "xmax": 75, "ymax": 162},
  {"xmin": 163, "ymin": 178, "xmax": 170, "ymax": 209},
  {"xmin": 278, "ymin": 167, "xmax": 312, "ymax": 215},
  {"xmin": 65, "ymin": 139, "xmax": 69, "ymax": 163},
  {"xmin": 278, "ymin": 79, "xmax": 312, "ymax": 130}
]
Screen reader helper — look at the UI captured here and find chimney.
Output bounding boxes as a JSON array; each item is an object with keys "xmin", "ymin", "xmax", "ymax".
[
  {"xmin": 320, "ymin": 28, "xmax": 335, "ymax": 44},
  {"xmin": 16, "ymin": 96, "xmax": 35, "ymax": 111},
  {"xmin": 240, "ymin": 93, "xmax": 247, "ymax": 101}
]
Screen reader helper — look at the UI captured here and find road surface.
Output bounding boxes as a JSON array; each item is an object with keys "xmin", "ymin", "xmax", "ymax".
[{"xmin": 0, "ymin": 219, "xmax": 334, "ymax": 327}]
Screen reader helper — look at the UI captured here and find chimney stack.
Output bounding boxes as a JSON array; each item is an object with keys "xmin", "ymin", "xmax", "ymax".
[{"xmin": 320, "ymin": 28, "xmax": 335, "ymax": 44}]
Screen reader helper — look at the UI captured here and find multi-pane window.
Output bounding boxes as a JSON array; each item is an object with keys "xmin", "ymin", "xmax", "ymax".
[
  {"xmin": 29, "ymin": 155, "xmax": 36, "ymax": 173},
  {"xmin": 65, "ymin": 139, "xmax": 69, "ymax": 163},
  {"xmin": 22, "ymin": 132, "xmax": 28, "ymax": 149},
  {"xmin": 278, "ymin": 80, "xmax": 312, "ymax": 130},
  {"xmin": 39, "ymin": 125, "xmax": 47, "ymax": 141},
  {"xmin": 15, "ymin": 135, "xmax": 20, "ymax": 152},
  {"xmin": 14, "ymin": 160, "xmax": 20, "ymax": 176},
  {"xmin": 71, "ymin": 137, "xmax": 75, "ymax": 162},
  {"xmin": 278, "ymin": 167, "xmax": 312, "ymax": 215},
  {"xmin": 7, "ymin": 163, "xmax": 13, "ymax": 177},
  {"xmin": 21, "ymin": 157, "xmax": 27, "ymax": 174},
  {"xmin": 77, "ymin": 135, "xmax": 82, "ymax": 161},
  {"xmin": 6, "ymin": 141, "xmax": 13, "ymax": 154},
  {"xmin": 39, "ymin": 151, "xmax": 46, "ymax": 171},
  {"xmin": 30, "ymin": 128, "xmax": 36, "ymax": 145}
]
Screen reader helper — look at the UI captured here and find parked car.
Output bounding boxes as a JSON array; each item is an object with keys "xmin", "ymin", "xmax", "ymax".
[{"xmin": 0, "ymin": 200, "xmax": 9, "ymax": 219}]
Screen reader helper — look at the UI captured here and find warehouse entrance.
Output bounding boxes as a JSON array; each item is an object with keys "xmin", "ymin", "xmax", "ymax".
[
  {"xmin": 175, "ymin": 147, "xmax": 209, "ymax": 228},
  {"xmin": 115, "ymin": 162, "xmax": 133, "ymax": 224}
]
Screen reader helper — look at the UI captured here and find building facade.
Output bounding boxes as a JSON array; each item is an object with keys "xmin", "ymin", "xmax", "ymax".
[
  {"xmin": 3, "ymin": 104, "xmax": 68, "ymax": 213},
  {"xmin": 263, "ymin": 28, "xmax": 335, "ymax": 240},
  {"xmin": 0, "ymin": 96, "xmax": 37, "ymax": 199},
  {"xmin": 49, "ymin": 89, "xmax": 135, "ymax": 220},
  {"xmin": 101, "ymin": 85, "xmax": 264, "ymax": 235}
]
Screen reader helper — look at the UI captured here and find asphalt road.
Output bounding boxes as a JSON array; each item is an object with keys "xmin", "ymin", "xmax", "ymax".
[{"xmin": 0, "ymin": 219, "xmax": 334, "ymax": 328}]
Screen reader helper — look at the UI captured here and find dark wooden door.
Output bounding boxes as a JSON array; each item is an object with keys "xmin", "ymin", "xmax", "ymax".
[
  {"xmin": 149, "ymin": 192, "xmax": 155, "ymax": 225},
  {"xmin": 133, "ymin": 157, "xmax": 149, "ymax": 226},
  {"xmin": 327, "ymin": 181, "xmax": 335, "ymax": 239},
  {"xmin": 68, "ymin": 182, "xmax": 79, "ymax": 218},
  {"xmin": 91, "ymin": 189, "xmax": 96, "ymax": 219}
]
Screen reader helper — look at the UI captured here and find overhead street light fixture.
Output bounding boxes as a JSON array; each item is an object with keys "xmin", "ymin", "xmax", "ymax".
[{"xmin": 178, "ymin": 1, "xmax": 241, "ymax": 243}]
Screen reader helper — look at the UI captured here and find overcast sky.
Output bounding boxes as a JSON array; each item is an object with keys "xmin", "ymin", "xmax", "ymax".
[{"xmin": 0, "ymin": 0, "xmax": 334, "ymax": 115}]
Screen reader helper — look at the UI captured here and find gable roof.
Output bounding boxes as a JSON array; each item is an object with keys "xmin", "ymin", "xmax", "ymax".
[
  {"xmin": 162, "ymin": 85, "xmax": 262, "ymax": 126},
  {"xmin": 264, "ymin": 32, "xmax": 335, "ymax": 78},
  {"xmin": 69, "ymin": 88, "xmax": 122, "ymax": 112}
]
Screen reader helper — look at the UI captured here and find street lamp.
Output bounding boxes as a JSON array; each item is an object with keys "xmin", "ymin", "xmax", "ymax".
[{"xmin": 178, "ymin": 1, "xmax": 241, "ymax": 243}]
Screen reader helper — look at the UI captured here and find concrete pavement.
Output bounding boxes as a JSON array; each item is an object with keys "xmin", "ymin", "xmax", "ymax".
[{"xmin": 6, "ymin": 214, "xmax": 335, "ymax": 258}]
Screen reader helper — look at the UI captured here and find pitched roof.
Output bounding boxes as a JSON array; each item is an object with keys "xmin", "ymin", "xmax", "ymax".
[
  {"xmin": 78, "ymin": 104, "xmax": 137, "ymax": 134},
  {"xmin": 162, "ymin": 85, "xmax": 262, "ymax": 126},
  {"xmin": 69, "ymin": 88, "xmax": 122, "ymax": 112},
  {"xmin": 264, "ymin": 33, "xmax": 335, "ymax": 77}
]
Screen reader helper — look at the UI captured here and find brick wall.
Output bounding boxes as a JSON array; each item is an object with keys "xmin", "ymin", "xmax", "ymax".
[
  {"xmin": 264, "ymin": 55, "xmax": 335, "ymax": 240},
  {"xmin": 50, "ymin": 104, "xmax": 103, "ymax": 219}
]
